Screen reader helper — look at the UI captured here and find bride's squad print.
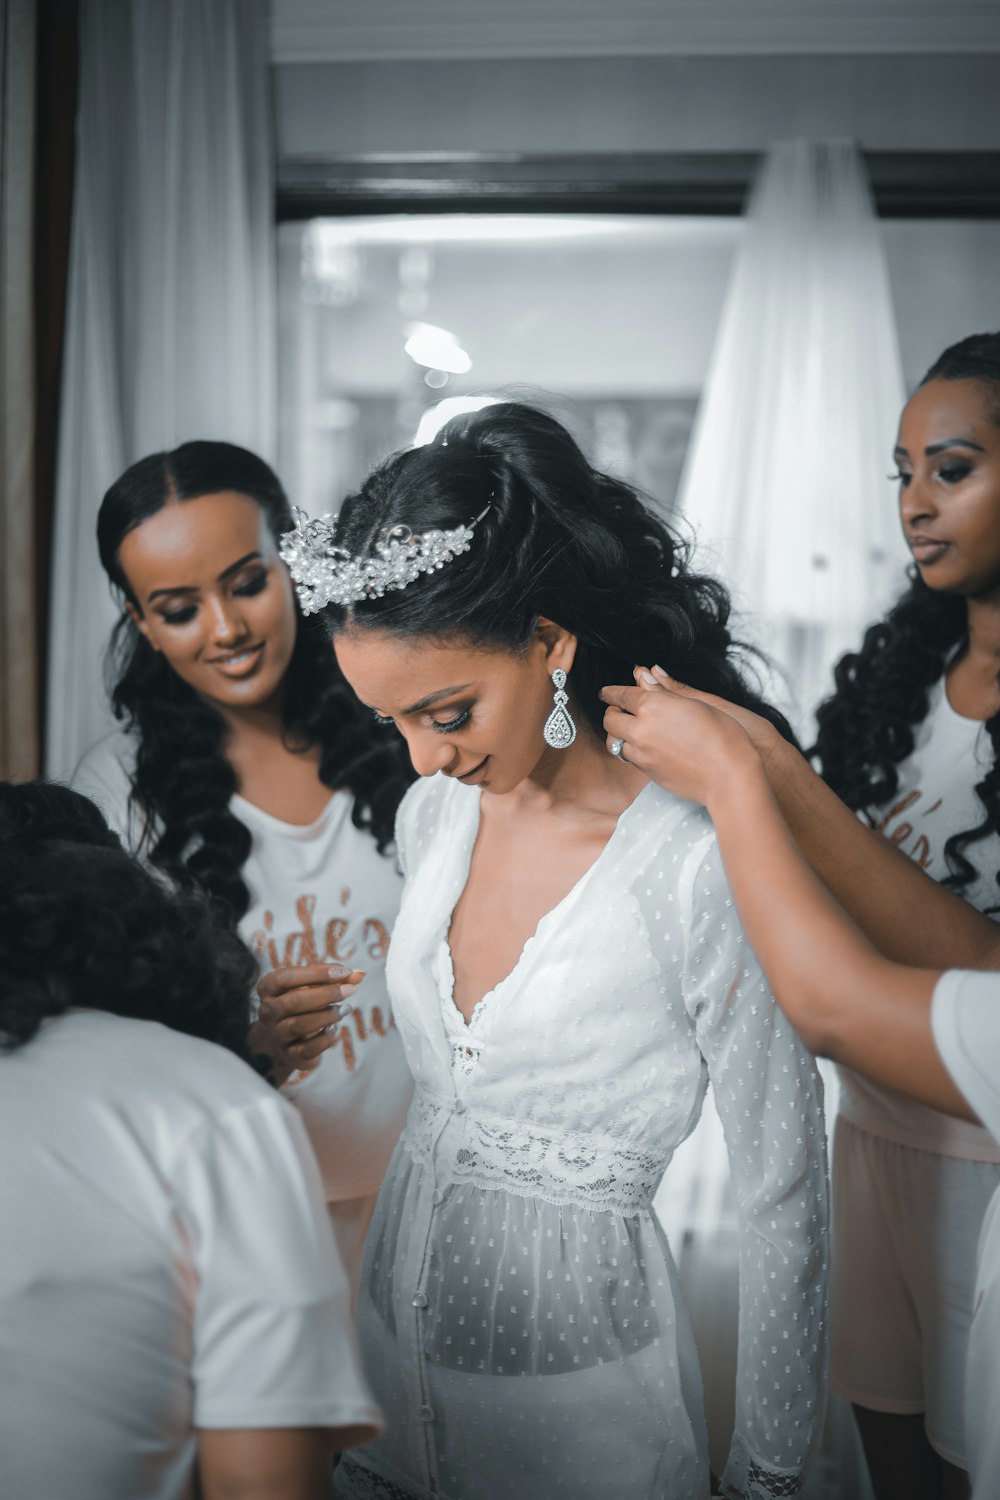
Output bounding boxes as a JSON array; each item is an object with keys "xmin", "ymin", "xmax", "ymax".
[{"xmin": 249, "ymin": 888, "xmax": 395, "ymax": 1070}]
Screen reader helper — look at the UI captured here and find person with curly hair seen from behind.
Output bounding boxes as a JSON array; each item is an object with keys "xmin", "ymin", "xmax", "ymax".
[
  {"xmin": 283, "ymin": 401, "xmax": 829, "ymax": 1500},
  {"xmin": 73, "ymin": 443, "xmax": 415, "ymax": 1294},
  {"xmin": 801, "ymin": 333, "xmax": 1000, "ymax": 1500},
  {"xmin": 0, "ymin": 781, "xmax": 382, "ymax": 1500}
]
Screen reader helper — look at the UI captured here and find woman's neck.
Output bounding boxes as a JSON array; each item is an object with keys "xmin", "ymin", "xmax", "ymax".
[
  {"xmin": 213, "ymin": 688, "xmax": 328, "ymax": 820},
  {"xmin": 965, "ymin": 589, "xmax": 1000, "ymax": 663},
  {"xmin": 948, "ymin": 591, "xmax": 1000, "ymax": 719},
  {"xmin": 214, "ymin": 683, "xmax": 288, "ymax": 746},
  {"xmin": 507, "ymin": 723, "xmax": 647, "ymax": 819}
]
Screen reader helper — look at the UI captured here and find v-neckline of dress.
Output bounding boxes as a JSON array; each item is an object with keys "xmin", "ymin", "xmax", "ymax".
[{"xmin": 440, "ymin": 779, "xmax": 654, "ymax": 1035}]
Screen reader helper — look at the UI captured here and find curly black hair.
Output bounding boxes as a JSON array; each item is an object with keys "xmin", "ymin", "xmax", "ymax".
[
  {"xmin": 0, "ymin": 778, "xmax": 121, "ymax": 848},
  {"xmin": 811, "ymin": 332, "xmax": 1000, "ymax": 906},
  {"xmin": 326, "ymin": 401, "xmax": 797, "ymax": 746},
  {"xmin": 96, "ymin": 441, "xmax": 414, "ymax": 926},
  {"xmin": 0, "ymin": 783, "xmax": 261, "ymax": 1063}
]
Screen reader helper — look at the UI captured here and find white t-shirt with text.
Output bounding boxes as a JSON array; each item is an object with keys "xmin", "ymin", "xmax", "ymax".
[
  {"xmin": 73, "ymin": 732, "xmax": 413, "ymax": 1200},
  {"xmin": 838, "ymin": 677, "xmax": 1000, "ymax": 1161},
  {"xmin": 0, "ymin": 1010, "xmax": 382, "ymax": 1500}
]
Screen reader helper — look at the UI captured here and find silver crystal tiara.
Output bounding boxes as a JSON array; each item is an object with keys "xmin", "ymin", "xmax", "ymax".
[{"xmin": 279, "ymin": 505, "xmax": 490, "ymax": 614}]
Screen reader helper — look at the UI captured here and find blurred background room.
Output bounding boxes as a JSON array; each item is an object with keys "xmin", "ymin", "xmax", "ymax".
[{"xmin": 2, "ymin": 3, "xmax": 999, "ymax": 1494}]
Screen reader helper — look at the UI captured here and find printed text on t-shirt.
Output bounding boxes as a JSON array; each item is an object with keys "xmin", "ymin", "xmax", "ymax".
[{"xmin": 872, "ymin": 789, "xmax": 945, "ymax": 872}]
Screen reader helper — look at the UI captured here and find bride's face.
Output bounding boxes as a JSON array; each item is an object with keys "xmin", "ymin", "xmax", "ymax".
[{"xmin": 334, "ymin": 623, "xmax": 577, "ymax": 794}]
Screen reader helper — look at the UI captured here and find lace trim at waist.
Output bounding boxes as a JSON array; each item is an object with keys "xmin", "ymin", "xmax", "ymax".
[{"xmin": 401, "ymin": 1088, "xmax": 664, "ymax": 1214}]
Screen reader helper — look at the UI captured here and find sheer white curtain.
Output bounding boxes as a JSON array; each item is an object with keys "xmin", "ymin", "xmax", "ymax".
[
  {"xmin": 46, "ymin": 0, "xmax": 274, "ymax": 780},
  {"xmin": 677, "ymin": 138, "xmax": 908, "ymax": 733},
  {"xmin": 658, "ymin": 140, "xmax": 908, "ymax": 1496},
  {"xmin": 0, "ymin": 0, "xmax": 38, "ymax": 778}
]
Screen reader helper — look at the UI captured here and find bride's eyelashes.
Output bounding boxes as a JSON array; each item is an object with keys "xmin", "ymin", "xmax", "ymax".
[
  {"xmin": 430, "ymin": 707, "xmax": 472, "ymax": 735},
  {"xmin": 371, "ymin": 706, "xmax": 473, "ymax": 735}
]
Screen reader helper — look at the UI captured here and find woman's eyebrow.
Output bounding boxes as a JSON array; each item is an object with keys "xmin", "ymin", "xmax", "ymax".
[
  {"xmin": 147, "ymin": 551, "xmax": 263, "ymax": 601},
  {"xmin": 892, "ymin": 439, "xmax": 986, "ymax": 461},
  {"xmin": 923, "ymin": 438, "xmax": 985, "ymax": 456},
  {"xmin": 402, "ymin": 683, "xmax": 472, "ymax": 715}
]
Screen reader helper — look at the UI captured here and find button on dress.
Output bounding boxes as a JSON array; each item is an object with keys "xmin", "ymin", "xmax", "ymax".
[{"xmin": 336, "ymin": 776, "xmax": 828, "ymax": 1500}]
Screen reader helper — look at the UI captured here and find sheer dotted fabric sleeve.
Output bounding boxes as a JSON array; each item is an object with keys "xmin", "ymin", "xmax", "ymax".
[{"xmin": 678, "ymin": 835, "xmax": 829, "ymax": 1499}]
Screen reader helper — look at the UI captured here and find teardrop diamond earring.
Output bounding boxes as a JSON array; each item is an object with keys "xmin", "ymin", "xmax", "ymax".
[{"xmin": 542, "ymin": 667, "xmax": 577, "ymax": 750}]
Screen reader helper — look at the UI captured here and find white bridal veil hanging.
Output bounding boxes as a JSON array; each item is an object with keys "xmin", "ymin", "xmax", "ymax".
[
  {"xmin": 658, "ymin": 140, "xmax": 906, "ymax": 1497},
  {"xmin": 677, "ymin": 137, "xmax": 908, "ymax": 731},
  {"xmin": 45, "ymin": 0, "xmax": 274, "ymax": 780}
]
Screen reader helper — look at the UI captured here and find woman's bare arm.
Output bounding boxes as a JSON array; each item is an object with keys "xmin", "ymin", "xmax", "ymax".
[
  {"xmin": 198, "ymin": 1425, "xmax": 374, "ymax": 1500},
  {"xmin": 601, "ymin": 675, "xmax": 977, "ymax": 1120},
  {"xmin": 645, "ymin": 665, "xmax": 1000, "ymax": 972}
]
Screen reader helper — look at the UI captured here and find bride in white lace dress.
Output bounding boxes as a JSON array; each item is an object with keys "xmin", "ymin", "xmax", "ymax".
[{"xmin": 283, "ymin": 403, "xmax": 829, "ymax": 1500}]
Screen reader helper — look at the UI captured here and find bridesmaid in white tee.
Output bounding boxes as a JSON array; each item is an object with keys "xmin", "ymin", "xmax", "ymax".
[{"xmin": 74, "ymin": 441, "xmax": 415, "ymax": 1290}]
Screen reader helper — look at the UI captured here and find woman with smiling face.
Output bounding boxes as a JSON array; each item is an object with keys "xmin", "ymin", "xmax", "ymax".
[
  {"xmin": 74, "ymin": 442, "xmax": 415, "ymax": 1290},
  {"xmin": 283, "ymin": 402, "xmax": 830, "ymax": 1500},
  {"xmin": 801, "ymin": 334, "xmax": 1000, "ymax": 1500}
]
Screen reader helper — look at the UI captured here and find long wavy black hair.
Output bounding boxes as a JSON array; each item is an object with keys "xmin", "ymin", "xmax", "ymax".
[
  {"xmin": 97, "ymin": 441, "xmax": 413, "ymax": 926},
  {"xmin": 324, "ymin": 402, "xmax": 796, "ymax": 746},
  {"xmin": 0, "ymin": 781, "xmax": 261, "ymax": 1065},
  {"xmin": 811, "ymin": 332, "xmax": 1000, "ymax": 904}
]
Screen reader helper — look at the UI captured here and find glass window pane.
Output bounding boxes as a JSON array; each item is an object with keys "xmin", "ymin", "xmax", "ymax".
[{"xmin": 277, "ymin": 214, "xmax": 742, "ymax": 519}]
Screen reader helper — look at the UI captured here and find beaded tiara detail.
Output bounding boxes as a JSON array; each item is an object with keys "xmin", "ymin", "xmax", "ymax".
[{"xmin": 279, "ymin": 505, "xmax": 490, "ymax": 614}]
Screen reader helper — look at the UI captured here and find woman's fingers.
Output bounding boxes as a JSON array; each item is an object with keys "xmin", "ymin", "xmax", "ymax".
[
  {"xmin": 648, "ymin": 663, "xmax": 774, "ymax": 742},
  {"xmin": 259, "ymin": 962, "xmax": 363, "ymax": 999},
  {"xmin": 258, "ymin": 969, "xmax": 364, "ymax": 1020},
  {"xmin": 290, "ymin": 1031, "xmax": 342, "ymax": 1066},
  {"xmin": 269, "ymin": 978, "xmax": 360, "ymax": 1019},
  {"xmin": 600, "ymin": 665, "xmax": 762, "ymax": 803},
  {"xmin": 252, "ymin": 964, "xmax": 365, "ymax": 1082},
  {"xmin": 598, "ymin": 683, "xmax": 647, "ymax": 715},
  {"xmin": 274, "ymin": 999, "xmax": 355, "ymax": 1047},
  {"xmin": 602, "ymin": 705, "xmax": 634, "ymax": 742}
]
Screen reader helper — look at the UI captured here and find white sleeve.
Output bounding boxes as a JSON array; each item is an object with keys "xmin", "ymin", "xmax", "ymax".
[
  {"xmin": 173, "ymin": 1091, "xmax": 383, "ymax": 1434},
  {"xmin": 680, "ymin": 835, "xmax": 829, "ymax": 1499},
  {"xmin": 932, "ymin": 969, "xmax": 1000, "ymax": 1146},
  {"xmin": 71, "ymin": 734, "xmax": 145, "ymax": 850}
]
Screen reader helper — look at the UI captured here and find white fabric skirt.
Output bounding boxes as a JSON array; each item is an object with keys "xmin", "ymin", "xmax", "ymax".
[{"xmin": 334, "ymin": 1140, "xmax": 710, "ymax": 1500}]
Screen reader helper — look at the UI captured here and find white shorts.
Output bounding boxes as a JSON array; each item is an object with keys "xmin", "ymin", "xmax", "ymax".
[{"xmin": 830, "ymin": 1116, "xmax": 1000, "ymax": 1468}]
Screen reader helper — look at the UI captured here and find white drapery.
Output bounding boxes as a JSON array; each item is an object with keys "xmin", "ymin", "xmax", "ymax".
[
  {"xmin": 46, "ymin": 0, "xmax": 274, "ymax": 780},
  {"xmin": 0, "ymin": 0, "xmax": 38, "ymax": 778},
  {"xmin": 677, "ymin": 138, "xmax": 908, "ymax": 734},
  {"xmin": 658, "ymin": 140, "xmax": 910, "ymax": 1496}
]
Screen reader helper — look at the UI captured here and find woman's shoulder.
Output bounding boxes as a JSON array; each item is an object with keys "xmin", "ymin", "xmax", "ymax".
[
  {"xmin": 632, "ymin": 780, "xmax": 715, "ymax": 852},
  {"xmin": 74, "ymin": 724, "xmax": 136, "ymax": 767},
  {"xmin": 623, "ymin": 783, "xmax": 722, "ymax": 915},
  {"xmin": 71, "ymin": 730, "xmax": 146, "ymax": 847},
  {"xmin": 72, "ymin": 729, "xmax": 135, "ymax": 801}
]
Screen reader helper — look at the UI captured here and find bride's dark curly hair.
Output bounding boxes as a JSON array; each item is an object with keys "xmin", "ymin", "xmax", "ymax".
[
  {"xmin": 97, "ymin": 441, "xmax": 413, "ymax": 926},
  {"xmin": 811, "ymin": 332, "xmax": 1000, "ymax": 906},
  {"xmin": 324, "ymin": 401, "xmax": 796, "ymax": 745}
]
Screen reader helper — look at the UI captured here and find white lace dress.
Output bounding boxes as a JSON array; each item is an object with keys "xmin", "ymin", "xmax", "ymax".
[{"xmin": 336, "ymin": 775, "xmax": 828, "ymax": 1500}]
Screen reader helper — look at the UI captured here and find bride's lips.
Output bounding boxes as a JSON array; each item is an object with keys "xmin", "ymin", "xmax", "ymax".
[
  {"xmin": 909, "ymin": 536, "xmax": 951, "ymax": 566},
  {"xmin": 457, "ymin": 755, "xmax": 489, "ymax": 785},
  {"xmin": 207, "ymin": 643, "xmax": 265, "ymax": 679}
]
